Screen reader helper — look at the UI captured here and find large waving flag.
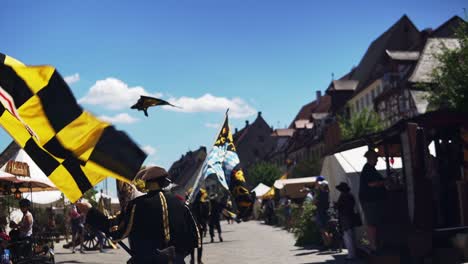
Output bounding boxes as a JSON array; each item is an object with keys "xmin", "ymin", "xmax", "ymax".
[
  {"xmin": 200, "ymin": 112, "xmax": 252, "ymax": 218},
  {"xmin": 0, "ymin": 53, "xmax": 147, "ymax": 202}
]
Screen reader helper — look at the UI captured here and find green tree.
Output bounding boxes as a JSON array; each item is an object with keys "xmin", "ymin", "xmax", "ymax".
[
  {"xmin": 82, "ymin": 187, "xmax": 98, "ymax": 207},
  {"xmin": 338, "ymin": 108, "xmax": 383, "ymax": 140},
  {"xmin": 293, "ymin": 202, "xmax": 322, "ymax": 246},
  {"xmin": 291, "ymin": 157, "xmax": 321, "ymax": 178},
  {"xmin": 247, "ymin": 162, "xmax": 282, "ymax": 187},
  {"xmin": 421, "ymin": 19, "xmax": 468, "ymax": 112}
]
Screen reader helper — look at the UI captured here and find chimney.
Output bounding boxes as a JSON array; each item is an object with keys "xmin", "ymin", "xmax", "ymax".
[
  {"xmin": 245, "ymin": 120, "xmax": 249, "ymax": 127},
  {"xmin": 316, "ymin": 91, "xmax": 322, "ymax": 100},
  {"xmin": 258, "ymin": 111, "xmax": 262, "ymax": 118},
  {"xmin": 235, "ymin": 128, "xmax": 238, "ymax": 134},
  {"xmin": 316, "ymin": 90, "xmax": 322, "ymax": 104}
]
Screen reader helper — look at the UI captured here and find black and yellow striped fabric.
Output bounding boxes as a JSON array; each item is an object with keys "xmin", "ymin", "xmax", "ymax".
[{"xmin": 0, "ymin": 53, "xmax": 147, "ymax": 202}]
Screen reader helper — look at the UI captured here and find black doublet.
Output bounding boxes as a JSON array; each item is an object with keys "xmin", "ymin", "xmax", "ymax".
[{"xmin": 86, "ymin": 190, "xmax": 199, "ymax": 263}]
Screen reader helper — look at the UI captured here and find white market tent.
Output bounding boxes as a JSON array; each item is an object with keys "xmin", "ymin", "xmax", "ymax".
[
  {"xmin": 320, "ymin": 145, "xmax": 403, "ymax": 204},
  {"xmin": 273, "ymin": 177, "xmax": 318, "ymax": 199},
  {"xmin": 1, "ymin": 148, "xmax": 62, "ymax": 205},
  {"xmin": 251, "ymin": 183, "xmax": 271, "ymax": 198}
]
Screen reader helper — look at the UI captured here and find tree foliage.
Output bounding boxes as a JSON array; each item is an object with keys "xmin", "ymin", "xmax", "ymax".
[
  {"xmin": 293, "ymin": 202, "xmax": 322, "ymax": 246},
  {"xmin": 82, "ymin": 187, "xmax": 98, "ymax": 207},
  {"xmin": 421, "ymin": 19, "xmax": 468, "ymax": 112},
  {"xmin": 338, "ymin": 108, "xmax": 383, "ymax": 141},
  {"xmin": 247, "ymin": 162, "xmax": 282, "ymax": 187},
  {"xmin": 291, "ymin": 157, "xmax": 322, "ymax": 178}
]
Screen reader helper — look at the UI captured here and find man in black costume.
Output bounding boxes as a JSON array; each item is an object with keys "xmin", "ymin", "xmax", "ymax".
[{"xmin": 77, "ymin": 167, "xmax": 200, "ymax": 264}]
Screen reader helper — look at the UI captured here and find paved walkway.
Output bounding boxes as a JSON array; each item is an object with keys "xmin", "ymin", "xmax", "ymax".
[{"xmin": 55, "ymin": 221, "xmax": 350, "ymax": 264}]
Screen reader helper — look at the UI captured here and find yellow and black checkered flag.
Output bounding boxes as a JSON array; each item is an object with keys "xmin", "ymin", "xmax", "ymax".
[{"xmin": 0, "ymin": 53, "xmax": 147, "ymax": 202}]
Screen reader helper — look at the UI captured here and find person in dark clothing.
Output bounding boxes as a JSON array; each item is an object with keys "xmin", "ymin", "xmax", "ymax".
[
  {"xmin": 208, "ymin": 198, "xmax": 224, "ymax": 243},
  {"xmin": 359, "ymin": 149, "xmax": 387, "ymax": 252},
  {"xmin": 189, "ymin": 189, "xmax": 209, "ymax": 264},
  {"xmin": 192, "ymin": 189, "xmax": 209, "ymax": 238},
  {"xmin": 336, "ymin": 182, "xmax": 357, "ymax": 260},
  {"xmin": 262, "ymin": 198, "xmax": 275, "ymax": 225},
  {"xmin": 77, "ymin": 166, "xmax": 200, "ymax": 264},
  {"xmin": 314, "ymin": 181, "xmax": 332, "ymax": 248}
]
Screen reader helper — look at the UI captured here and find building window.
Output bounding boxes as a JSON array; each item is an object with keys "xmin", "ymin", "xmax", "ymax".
[
  {"xmin": 258, "ymin": 136, "xmax": 265, "ymax": 142},
  {"xmin": 372, "ymin": 89, "xmax": 376, "ymax": 100},
  {"xmin": 253, "ymin": 149, "xmax": 259, "ymax": 157}
]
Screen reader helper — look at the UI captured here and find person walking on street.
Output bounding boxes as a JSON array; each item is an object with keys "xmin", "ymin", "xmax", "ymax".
[
  {"xmin": 208, "ymin": 198, "xmax": 224, "ymax": 243},
  {"xmin": 70, "ymin": 204, "xmax": 85, "ymax": 253},
  {"xmin": 77, "ymin": 166, "xmax": 200, "ymax": 264},
  {"xmin": 336, "ymin": 182, "xmax": 358, "ymax": 261},
  {"xmin": 359, "ymin": 149, "xmax": 387, "ymax": 252}
]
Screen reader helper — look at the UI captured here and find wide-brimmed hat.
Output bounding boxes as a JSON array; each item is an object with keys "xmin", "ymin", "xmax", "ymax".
[
  {"xmin": 135, "ymin": 166, "xmax": 171, "ymax": 183},
  {"xmin": 336, "ymin": 182, "xmax": 350, "ymax": 192}
]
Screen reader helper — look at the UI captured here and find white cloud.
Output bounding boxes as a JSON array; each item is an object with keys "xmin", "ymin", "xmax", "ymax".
[
  {"xmin": 142, "ymin": 145, "xmax": 156, "ymax": 155},
  {"xmin": 98, "ymin": 113, "xmax": 140, "ymax": 124},
  {"xmin": 64, "ymin": 73, "xmax": 80, "ymax": 85},
  {"xmin": 205, "ymin": 123, "xmax": 220, "ymax": 129},
  {"xmin": 163, "ymin": 93, "xmax": 256, "ymax": 119},
  {"xmin": 79, "ymin": 78, "xmax": 162, "ymax": 110}
]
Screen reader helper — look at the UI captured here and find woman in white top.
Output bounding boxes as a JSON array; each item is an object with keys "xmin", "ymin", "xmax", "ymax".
[
  {"xmin": 18, "ymin": 199, "xmax": 33, "ymax": 239},
  {"xmin": 15, "ymin": 199, "xmax": 33, "ymax": 258}
]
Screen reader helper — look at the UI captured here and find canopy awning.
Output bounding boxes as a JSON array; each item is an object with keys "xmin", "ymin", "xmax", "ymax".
[
  {"xmin": 274, "ymin": 176, "xmax": 318, "ymax": 199},
  {"xmin": 251, "ymin": 183, "xmax": 271, "ymax": 197}
]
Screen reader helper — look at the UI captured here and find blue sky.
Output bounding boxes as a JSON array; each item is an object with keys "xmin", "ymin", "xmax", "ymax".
[{"xmin": 1, "ymin": 0, "xmax": 465, "ymax": 195}]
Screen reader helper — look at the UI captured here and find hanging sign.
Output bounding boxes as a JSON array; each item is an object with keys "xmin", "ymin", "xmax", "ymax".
[{"xmin": 6, "ymin": 160, "xmax": 30, "ymax": 177}]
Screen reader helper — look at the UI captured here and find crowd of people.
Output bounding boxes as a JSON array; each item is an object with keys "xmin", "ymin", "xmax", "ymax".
[{"xmin": 257, "ymin": 148, "xmax": 387, "ymax": 262}]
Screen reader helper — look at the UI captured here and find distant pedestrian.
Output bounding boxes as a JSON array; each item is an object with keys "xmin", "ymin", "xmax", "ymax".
[
  {"xmin": 262, "ymin": 198, "xmax": 275, "ymax": 225},
  {"xmin": 69, "ymin": 204, "xmax": 85, "ymax": 253},
  {"xmin": 335, "ymin": 182, "xmax": 357, "ymax": 261},
  {"xmin": 209, "ymin": 198, "xmax": 224, "ymax": 243}
]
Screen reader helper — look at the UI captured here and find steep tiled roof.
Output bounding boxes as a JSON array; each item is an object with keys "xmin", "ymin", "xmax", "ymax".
[
  {"xmin": 430, "ymin": 16, "xmax": 465, "ymax": 38},
  {"xmin": 350, "ymin": 15, "xmax": 421, "ymax": 93},
  {"xmin": 168, "ymin": 146, "xmax": 207, "ymax": 190},
  {"xmin": 234, "ymin": 112, "xmax": 272, "ymax": 145},
  {"xmin": 289, "ymin": 95, "xmax": 331, "ymax": 129},
  {"xmin": 286, "ymin": 128, "xmax": 318, "ymax": 153},
  {"xmin": 408, "ymin": 38, "xmax": 460, "ymax": 83}
]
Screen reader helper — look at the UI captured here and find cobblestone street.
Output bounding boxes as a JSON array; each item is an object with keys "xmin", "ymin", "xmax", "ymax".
[{"xmin": 55, "ymin": 220, "xmax": 348, "ymax": 264}]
